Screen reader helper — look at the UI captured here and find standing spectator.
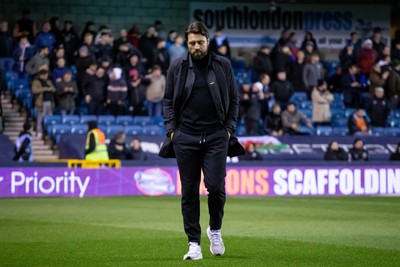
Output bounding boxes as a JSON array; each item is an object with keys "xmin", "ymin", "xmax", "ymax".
[
  {"xmin": 288, "ymin": 50, "xmax": 306, "ymax": 91},
  {"xmin": 124, "ymin": 54, "xmax": 146, "ymax": 78},
  {"xmin": 49, "ymin": 17, "xmax": 62, "ymax": 47},
  {"xmin": 312, "ymin": 80, "xmax": 334, "ymax": 126},
  {"xmin": 168, "ymin": 35, "xmax": 186, "ymax": 63},
  {"xmin": 264, "ymin": 103, "xmax": 283, "ymax": 137},
  {"xmin": 84, "ymin": 67, "xmax": 107, "ymax": 116},
  {"xmin": 387, "ymin": 65, "xmax": 400, "ymax": 109},
  {"xmin": 95, "ymin": 32, "xmax": 113, "ymax": 60},
  {"xmin": 349, "ymin": 139, "xmax": 369, "ymax": 161},
  {"xmin": 25, "ymin": 46, "xmax": 50, "ymax": 78},
  {"xmin": 391, "ymin": 40, "xmax": 400, "ymax": 66},
  {"xmin": 243, "ymin": 79, "xmax": 265, "ymax": 136},
  {"xmin": 99, "ymin": 56, "xmax": 113, "ymax": 74},
  {"xmin": 327, "ymin": 66, "xmax": 343, "ymax": 93},
  {"xmin": 128, "ymin": 138, "xmax": 147, "ymax": 160},
  {"xmin": 271, "ymin": 44, "xmax": 291, "ymax": 75},
  {"xmin": 240, "ymin": 142, "xmax": 263, "ymax": 161},
  {"xmin": 32, "ymin": 70, "xmax": 55, "ymax": 137},
  {"xmin": 50, "ymin": 45, "xmax": 66, "ymax": 70},
  {"xmin": 358, "ymin": 39, "xmax": 378, "ymax": 75},
  {"xmin": 366, "ymin": 87, "xmax": 390, "ymax": 127},
  {"xmin": 369, "ymin": 63, "xmax": 390, "ymax": 96},
  {"xmin": 281, "ymin": 102, "xmax": 313, "ymax": 135},
  {"xmin": 0, "ymin": 21, "xmax": 15, "ymax": 57},
  {"xmin": 154, "ymin": 20, "xmax": 167, "ymax": 40},
  {"xmin": 107, "ymin": 131, "xmax": 129, "ymax": 160},
  {"xmin": 114, "ymin": 28, "xmax": 142, "ymax": 68},
  {"xmin": 341, "ymin": 64, "xmax": 362, "ymax": 108},
  {"xmin": 165, "ymin": 30, "xmax": 177, "ymax": 50},
  {"xmin": 153, "ymin": 39, "xmax": 170, "ymax": 75},
  {"xmin": 138, "ymin": 26, "xmax": 159, "ymax": 69},
  {"xmin": 303, "ymin": 52, "xmax": 324, "ymax": 99},
  {"xmin": 348, "ymin": 108, "xmax": 371, "ymax": 135},
  {"xmin": 389, "ymin": 143, "xmax": 400, "ymax": 161},
  {"xmin": 61, "ymin": 20, "xmax": 80, "ymax": 65},
  {"xmin": 252, "ymin": 45, "xmax": 273, "ymax": 82},
  {"xmin": 371, "ymin": 27, "xmax": 386, "ymax": 59},
  {"xmin": 127, "ymin": 69, "xmax": 146, "ymax": 116},
  {"xmin": 75, "ymin": 46, "xmax": 96, "ymax": 94},
  {"xmin": 253, "ymin": 73, "xmax": 272, "ymax": 119},
  {"xmin": 339, "ymin": 44, "xmax": 356, "ymax": 70},
  {"xmin": 145, "ymin": 65, "xmax": 165, "ymax": 116},
  {"xmin": 52, "ymin": 57, "xmax": 69, "ymax": 86},
  {"xmin": 13, "ymin": 9, "xmax": 36, "ymax": 44},
  {"xmin": 302, "ymin": 41, "xmax": 317, "ymax": 62},
  {"xmin": 323, "ymin": 141, "xmax": 349, "ymax": 161},
  {"xmin": 270, "ymin": 71, "xmax": 294, "ymax": 109},
  {"xmin": 127, "ymin": 23, "xmax": 141, "ymax": 48},
  {"xmin": 81, "ymin": 32, "xmax": 97, "ymax": 56},
  {"xmin": 107, "ymin": 67, "xmax": 127, "ymax": 116},
  {"xmin": 287, "ymin": 32, "xmax": 299, "ymax": 58},
  {"xmin": 300, "ymin": 31, "xmax": 318, "ymax": 51},
  {"xmin": 13, "ymin": 122, "xmax": 33, "ymax": 162},
  {"xmin": 12, "ymin": 35, "xmax": 34, "ymax": 76},
  {"xmin": 94, "ymin": 25, "xmax": 111, "ymax": 45},
  {"xmin": 209, "ymin": 26, "xmax": 231, "ymax": 58},
  {"xmin": 34, "ymin": 21, "xmax": 56, "ymax": 53},
  {"xmin": 57, "ymin": 71, "xmax": 78, "ymax": 115},
  {"xmin": 347, "ymin": 32, "xmax": 362, "ymax": 59},
  {"xmin": 80, "ymin": 21, "xmax": 96, "ymax": 42}
]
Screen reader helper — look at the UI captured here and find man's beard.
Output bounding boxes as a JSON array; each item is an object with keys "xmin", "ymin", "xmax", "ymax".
[{"xmin": 190, "ymin": 49, "xmax": 207, "ymax": 60}]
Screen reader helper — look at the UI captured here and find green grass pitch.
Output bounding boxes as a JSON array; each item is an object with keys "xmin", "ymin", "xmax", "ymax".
[{"xmin": 0, "ymin": 196, "xmax": 399, "ymax": 266}]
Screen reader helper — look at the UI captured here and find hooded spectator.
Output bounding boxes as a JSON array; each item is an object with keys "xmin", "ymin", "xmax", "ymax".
[
  {"xmin": 323, "ymin": 141, "xmax": 349, "ymax": 161},
  {"xmin": 349, "ymin": 139, "xmax": 369, "ymax": 161},
  {"xmin": 107, "ymin": 67, "xmax": 128, "ymax": 116}
]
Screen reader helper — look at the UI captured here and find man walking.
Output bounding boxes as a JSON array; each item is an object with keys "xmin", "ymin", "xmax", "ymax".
[{"xmin": 159, "ymin": 21, "xmax": 242, "ymax": 260}]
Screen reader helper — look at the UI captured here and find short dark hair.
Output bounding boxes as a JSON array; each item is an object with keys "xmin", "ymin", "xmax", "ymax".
[{"xmin": 185, "ymin": 21, "xmax": 209, "ymax": 41}]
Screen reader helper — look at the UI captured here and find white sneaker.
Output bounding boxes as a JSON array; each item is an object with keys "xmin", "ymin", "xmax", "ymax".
[
  {"xmin": 183, "ymin": 242, "xmax": 203, "ymax": 260},
  {"xmin": 207, "ymin": 227, "xmax": 225, "ymax": 256}
]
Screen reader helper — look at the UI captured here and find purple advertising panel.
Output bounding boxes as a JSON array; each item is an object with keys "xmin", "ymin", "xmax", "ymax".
[{"xmin": 0, "ymin": 166, "xmax": 399, "ymax": 198}]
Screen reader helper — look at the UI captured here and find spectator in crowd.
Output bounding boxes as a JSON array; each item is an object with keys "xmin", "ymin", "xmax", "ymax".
[
  {"xmin": 168, "ymin": 35, "xmax": 186, "ymax": 63},
  {"xmin": 240, "ymin": 142, "xmax": 263, "ymax": 161},
  {"xmin": 25, "ymin": 46, "xmax": 50, "ymax": 77},
  {"xmin": 390, "ymin": 143, "xmax": 400, "ymax": 161},
  {"xmin": 302, "ymin": 40, "xmax": 317, "ymax": 62},
  {"xmin": 75, "ymin": 46, "xmax": 96, "ymax": 93},
  {"xmin": 327, "ymin": 66, "xmax": 343, "ymax": 93},
  {"xmin": 107, "ymin": 67, "xmax": 127, "ymax": 116},
  {"xmin": 80, "ymin": 21, "xmax": 96, "ymax": 42},
  {"xmin": 323, "ymin": 141, "xmax": 349, "ymax": 161},
  {"xmin": 239, "ymin": 82, "xmax": 252, "ymax": 120},
  {"xmin": 367, "ymin": 87, "xmax": 390, "ymax": 127},
  {"xmin": 341, "ymin": 64, "xmax": 362, "ymax": 108},
  {"xmin": 312, "ymin": 80, "xmax": 334, "ymax": 126},
  {"xmin": 287, "ymin": 32, "xmax": 299, "ymax": 58},
  {"xmin": 85, "ymin": 120, "xmax": 109, "ymax": 160},
  {"xmin": 94, "ymin": 25, "xmax": 111, "ymax": 45},
  {"xmin": 61, "ymin": 20, "xmax": 80, "ymax": 64},
  {"xmin": 12, "ymin": 34, "xmax": 34, "ymax": 75},
  {"xmin": 138, "ymin": 26, "xmax": 159, "ymax": 69},
  {"xmin": 108, "ymin": 131, "xmax": 130, "ymax": 160},
  {"xmin": 127, "ymin": 23, "xmax": 141, "ymax": 48},
  {"xmin": 49, "ymin": 17, "xmax": 62, "ymax": 46},
  {"xmin": 270, "ymin": 71, "xmax": 294, "ymax": 109},
  {"xmin": 369, "ymin": 63, "xmax": 390, "ymax": 96},
  {"xmin": 348, "ymin": 108, "xmax": 371, "ymax": 135},
  {"xmin": 391, "ymin": 39, "xmax": 400, "ymax": 66},
  {"xmin": 242, "ymin": 78, "xmax": 266, "ymax": 136},
  {"xmin": 281, "ymin": 102, "xmax": 313, "ymax": 135},
  {"xmin": 358, "ymin": 39, "xmax": 378, "ymax": 75},
  {"xmin": 303, "ymin": 52, "xmax": 324, "ymax": 99},
  {"xmin": 349, "ymin": 138, "xmax": 369, "ymax": 161},
  {"xmin": 127, "ymin": 69, "xmax": 146, "ymax": 115},
  {"xmin": 13, "ymin": 9, "xmax": 36, "ymax": 44},
  {"xmin": 339, "ymin": 44, "xmax": 356, "ymax": 70},
  {"xmin": 271, "ymin": 44, "xmax": 291, "ymax": 75},
  {"xmin": 154, "ymin": 20, "xmax": 167, "ymax": 40},
  {"xmin": 52, "ymin": 57, "xmax": 69, "ymax": 86},
  {"xmin": 264, "ymin": 103, "xmax": 283, "ymax": 137},
  {"xmin": 300, "ymin": 31, "xmax": 318, "ymax": 52},
  {"xmin": 371, "ymin": 27, "xmax": 386, "ymax": 59},
  {"xmin": 145, "ymin": 65, "xmax": 165, "ymax": 116},
  {"xmin": 32, "ymin": 69, "xmax": 55, "ymax": 137},
  {"xmin": 385, "ymin": 63, "xmax": 400, "ymax": 109},
  {"xmin": 13, "ymin": 122, "xmax": 33, "ymax": 162},
  {"xmin": 209, "ymin": 26, "xmax": 231, "ymax": 58},
  {"xmin": 113, "ymin": 28, "xmax": 141, "ymax": 67},
  {"xmin": 82, "ymin": 32, "xmax": 97, "ymax": 56},
  {"xmin": 252, "ymin": 45, "xmax": 273, "ymax": 82},
  {"xmin": 253, "ymin": 72, "xmax": 272, "ymax": 119},
  {"xmin": 35, "ymin": 21, "xmax": 56, "ymax": 53},
  {"xmin": 128, "ymin": 138, "xmax": 147, "ymax": 160},
  {"xmin": 288, "ymin": 50, "xmax": 306, "ymax": 91},
  {"xmin": 99, "ymin": 56, "xmax": 113, "ymax": 74},
  {"xmin": 153, "ymin": 39, "xmax": 170, "ymax": 75},
  {"xmin": 165, "ymin": 30, "xmax": 177, "ymax": 50},
  {"xmin": 275, "ymin": 29, "xmax": 290, "ymax": 48},
  {"xmin": 0, "ymin": 21, "xmax": 15, "ymax": 57},
  {"xmin": 57, "ymin": 71, "xmax": 78, "ymax": 115},
  {"xmin": 95, "ymin": 32, "xmax": 113, "ymax": 60},
  {"xmin": 124, "ymin": 54, "xmax": 146, "ymax": 78},
  {"xmin": 86, "ymin": 67, "xmax": 107, "ymax": 116},
  {"xmin": 347, "ymin": 32, "xmax": 362, "ymax": 59},
  {"xmin": 50, "ymin": 44, "xmax": 66, "ymax": 70}
]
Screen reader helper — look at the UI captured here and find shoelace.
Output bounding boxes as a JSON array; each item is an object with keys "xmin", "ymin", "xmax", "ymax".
[{"xmin": 210, "ymin": 230, "xmax": 222, "ymax": 245}]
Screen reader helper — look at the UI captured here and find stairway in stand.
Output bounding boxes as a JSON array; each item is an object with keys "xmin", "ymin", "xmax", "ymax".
[{"xmin": 1, "ymin": 93, "xmax": 58, "ymax": 161}]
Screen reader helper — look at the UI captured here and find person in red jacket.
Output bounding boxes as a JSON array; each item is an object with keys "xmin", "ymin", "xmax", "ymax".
[{"xmin": 358, "ymin": 39, "xmax": 378, "ymax": 75}]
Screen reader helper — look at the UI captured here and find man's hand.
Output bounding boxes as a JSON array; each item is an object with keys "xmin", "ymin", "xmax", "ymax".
[{"xmin": 227, "ymin": 130, "xmax": 231, "ymax": 138}]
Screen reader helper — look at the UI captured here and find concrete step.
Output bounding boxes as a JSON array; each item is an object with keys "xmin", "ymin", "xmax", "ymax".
[
  {"xmin": 33, "ymin": 150, "xmax": 54, "ymax": 156},
  {"xmin": 3, "ymin": 117, "xmax": 26, "ymax": 123}
]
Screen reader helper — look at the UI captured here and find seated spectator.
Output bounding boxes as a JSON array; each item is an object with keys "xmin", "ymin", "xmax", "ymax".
[
  {"xmin": 303, "ymin": 52, "xmax": 324, "ymax": 99},
  {"xmin": 327, "ymin": 66, "xmax": 343, "ymax": 93},
  {"xmin": 264, "ymin": 104, "xmax": 283, "ymax": 137},
  {"xmin": 288, "ymin": 50, "xmax": 306, "ymax": 92},
  {"xmin": 108, "ymin": 131, "xmax": 129, "ymax": 160},
  {"xmin": 168, "ymin": 35, "xmax": 186, "ymax": 63},
  {"xmin": 239, "ymin": 82, "xmax": 251, "ymax": 120},
  {"xmin": 390, "ymin": 143, "xmax": 400, "ymax": 161},
  {"xmin": 145, "ymin": 65, "xmax": 165, "ymax": 116},
  {"xmin": 242, "ymin": 79, "xmax": 266, "ymax": 136},
  {"xmin": 300, "ymin": 31, "xmax": 318, "ymax": 52},
  {"xmin": 271, "ymin": 44, "xmax": 291, "ymax": 75},
  {"xmin": 341, "ymin": 64, "xmax": 362, "ymax": 108},
  {"xmin": 367, "ymin": 87, "xmax": 390, "ymax": 127},
  {"xmin": 312, "ymin": 80, "xmax": 334, "ymax": 126},
  {"xmin": 348, "ymin": 108, "xmax": 371, "ymax": 135},
  {"xmin": 0, "ymin": 21, "xmax": 15, "ymax": 58},
  {"xmin": 57, "ymin": 71, "xmax": 78, "ymax": 115},
  {"xmin": 13, "ymin": 122, "xmax": 33, "ymax": 162},
  {"xmin": 34, "ymin": 21, "xmax": 56, "ymax": 53},
  {"xmin": 252, "ymin": 45, "xmax": 273, "ymax": 82},
  {"xmin": 323, "ymin": 141, "xmax": 349, "ymax": 161},
  {"xmin": 253, "ymin": 73, "xmax": 272, "ymax": 119},
  {"xmin": 32, "ymin": 69, "xmax": 55, "ymax": 137},
  {"xmin": 281, "ymin": 102, "xmax": 313, "ymax": 135},
  {"xmin": 270, "ymin": 71, "xmax": 294, "ymax": 109},
  {"xmin": 358, "ymin": 39, "xmax": 378, "ymax": 76},
  {"xmin": 12, "ymin": 34, "xmax": 34, "ymax": 76},
  {"xmin": 128, "ymin": 138, "xmax": 147, "ymax": 160},
  {"xmin": 349, "ymin": 139, "xmax": 369, "ymax": 161},
  {"xmin": 128, "ymin": 69, "xmax": 147, "ymax": 115},
  {"xmin": 25, "ymin": 46, "xmax": 50, "ymax": 78},
  {"xmin": 240, "ymin": 142, "xmax": 263, "ymax": 161},
  {"xmin": 52, "ymin": 57, "xmax": 69, "ymax": 86},
  {"xmin": 107, "ymin": 67, "xmax": 127, "ymax": 116}
]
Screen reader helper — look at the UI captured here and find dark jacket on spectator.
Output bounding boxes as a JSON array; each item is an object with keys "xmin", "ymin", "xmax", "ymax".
[
  {"xmin": 264, "ymin": 113, "xmax": 283, "ymax": 133},
  {"xmin": 107, "ymin": 139, "xmax": 129, "ymax": 160},
  {"xmin": 83, "ymin": 71, "xmax": 107, "ymax": 103},
  {"xmin": 367, "ymin": 96, "xmax": 390, "ymax": 127},
  {"xmin": 348, "ymin": 114, "xmax": 371, "ymax": 135},
  {"xmin": 324, "ymin": 148, "xmax": 348, "ymax": 161},
  {"xmin": 288, "ymin": 60, "xmax": 306, "ymax": 91},
  {"xmin": 252, "ymin": 51, "xmax": 273, "ymax": 81},
  {"xmin": 270, "ymin": 79, "xmax": 294, "ymax": 103},
  {"xmin": 349, "ymin": 147, "xmax": 369, "ymax": 161},
  {"xmin": 57, "ymin": 80, "xmax": 78, "ymax": 111}
]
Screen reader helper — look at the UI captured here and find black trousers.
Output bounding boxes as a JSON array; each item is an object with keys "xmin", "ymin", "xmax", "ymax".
[{"xmin": 173, "ymin": 127, "xmax": 229, "ymax": 244}]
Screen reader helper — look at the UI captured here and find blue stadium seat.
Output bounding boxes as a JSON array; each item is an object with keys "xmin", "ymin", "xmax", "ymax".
[
  {"xmin": 332, "ymin": 127, "xmax": 349, "ymax": 136},
  {"xmin": 107, "ymin": 125, "xmax": 125, "ymax": 136},
  {"xmin": 345, "ymin": 108, "xmax": 356, "ymax": 117},
  {"xmin": 316, "ymin": 126, "xmax": 333, "ymax": 136},
  {"xmin": 71, "ymin": 124, "xmax": 88, "ymax": 134},
  {"xmin": 44, "ymin": 115, "xmax": 62, "ymax": 127},
  {"xmin": 299, "ymin": 109, "xmax": 312, "ymax": 119},
  {"xmin": 231, "ymin": 59, "xmax": 247, "ymax": 69},
  {"xmin": 62, "ymin": 115, "xmax": 80, "ymax": 125},
  {"xmin": 142, "ymin": 125, "xmax": 165, "ymax": 136},
  {"xmin": 124, "ymin": 125, "xmax": 143, "ymax": 136},
  {"xmin": 115, "ymin": 115, "xmax": 134, "ymax": 126},
  {"xmin": 371, "ymin": 127, "xmax": 385, "ymax": 136},
  {"xmin": 236, "ymin": 125, "xmax": 246, "ymax": 136},
  {"xmin": 151, "ymin": 115, "xmax": 164, "ymax": 126},
  {"xmin": 80, "ymin": 115, "xmax": 97, "ymax": 124},
  {"xmin": 14, "ymin": 89, "xmax": 32, "ymax": 101},
  {"xmin": 332, "ymin": 92, "xmax": 343, "ymax": 102},
  {"xmin": 133, "ymin": 116, "xmax": 152, "ymax": 126},
  {"xmin": 290, "ymin": 92, "xmax": 308, "ymax": 103},
  {"xmin": 0, "ymin": 57, "xmax": 15, "ymax": 72},
  {"xmin": 299, "ymin": 100, "xmax": 312, "ymax": 110},
  {"xmin": 385, "ymin": 128, "xmax": 400, "ymax": 137},
  {"xmin": 331, "ymin": 108, "xmax": 345, "ymax": 120},
  {"xmin": 98, "ymin": 115, "xmax": 116, "ymax": 125},
  {"xmin": 97, "ymin": 124, "xmax": 108, "ymax": 134},
  {"xmin": 389, "ymin": 118, "xmax": 400, "ymax": 128},
  {"xmin": 51, "ymin": 124, "xmax": 73, "ymax": 136},
  {"xmin": 332, "ymin": 117, "xmax": 348, "ymax": 127},
  {"xmin": 298, "ymin": 126, "xmax": 314, "ymax": 135}
]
